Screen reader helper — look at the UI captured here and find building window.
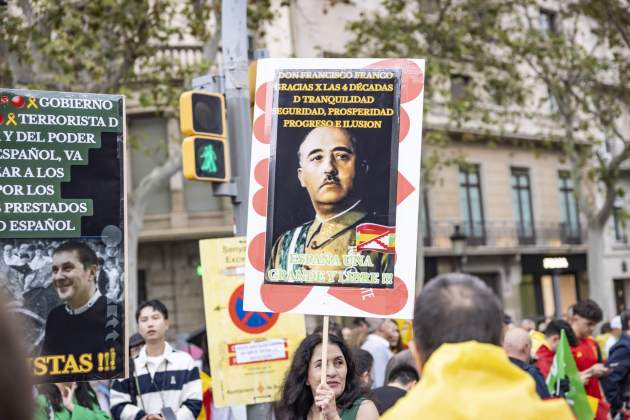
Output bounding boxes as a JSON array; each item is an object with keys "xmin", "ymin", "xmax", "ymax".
[
  {"xmin": 539, "ymin": 8, "xmax": 557, "ymax": 34},
  {"xmin": 450, "ymin": 74, "xmax": 471, "ymax": 101},
  {"xmin": 613, "ymin": 206, "xmax": 628, "ymax": 244},
  {"xmin": 558, "ymin": 171, "xmax": 581, "ymax": 243},
  {"xmin": 511, "ymin": 168, "xmax": 535, "ymax": 244},
  {"xmin": 459, "ymin": 165, "xmax": 486, "ymax": 244}
]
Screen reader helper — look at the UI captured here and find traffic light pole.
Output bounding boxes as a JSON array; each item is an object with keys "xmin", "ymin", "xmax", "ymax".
[
  {"xmin": 222, "ymin": 0, "xmax": 251, "ymax": 237},
  {"xmin": 222, "ymin": 2, "xmax": 272, "ymax": 419}
]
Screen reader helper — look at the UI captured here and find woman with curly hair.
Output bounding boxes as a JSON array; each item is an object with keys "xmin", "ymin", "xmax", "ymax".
[{"xmin": 275, "ymin": 333, "xmax": 379, "ymax": 420}]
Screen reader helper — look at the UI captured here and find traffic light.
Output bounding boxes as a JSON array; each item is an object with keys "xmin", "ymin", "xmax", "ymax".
[
  {"xmin": 182, "ymin": 137, "xmax": 228, "ymax": 182},
  {"xmin": 180, "ymin": 91, "xmax": 227, "ymax": 137},
  {"xmin": 179, "ymin": 91, "xmax": 229, "ymax": 182}
]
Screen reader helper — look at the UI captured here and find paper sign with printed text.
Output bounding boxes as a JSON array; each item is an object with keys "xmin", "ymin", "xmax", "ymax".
[
  {"xmin": 0, "ymin": 88, "xmax": 127, "ymax": 383},
  {"xmin": 200, "ymin": 237, "xmax": 305, "ymax": 406},
  {"xmin": 244, "ymin": 58, "xmax": 425, "ymax": 318}
]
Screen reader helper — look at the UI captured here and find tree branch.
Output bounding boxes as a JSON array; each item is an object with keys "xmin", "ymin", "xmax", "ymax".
[
  {"xmin": 604, "ymin": 0, "xmax": 630, "ymax": 50},
  {"xmin": 203, "ymin": 1, "xmax": 222, "ymax": 63},
  {"xmin": 131, "ymin": 146, "xmax": 182, "ymax": 213}
]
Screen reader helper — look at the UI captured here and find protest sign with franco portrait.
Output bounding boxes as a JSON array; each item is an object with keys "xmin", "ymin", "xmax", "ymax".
[
  {"xmin": 245, "ymin": 59, "xmax": 425, "ymax": 319},
  {"xmin": 265, "ymin": 68, "xmax": 400, "ymax": 289},
  {"xmin": 0, "ymin": 89, "xmax": 126, "ymax": 383}
]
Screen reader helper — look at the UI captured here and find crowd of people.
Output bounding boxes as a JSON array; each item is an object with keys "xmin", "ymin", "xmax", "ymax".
[{"xmin": 5, "ymin": 272, "xmax": 630, "ymax": 419}]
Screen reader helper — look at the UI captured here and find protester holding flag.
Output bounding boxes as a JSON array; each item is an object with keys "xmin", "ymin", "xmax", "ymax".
[
  {"xmin": 569, "ymin": 300, "xmax": 610, "ymax": 419},
  {"xmin": 547, "ymin": 329, "xmax": 596, "ymax": 420},
  {"xmin": 275, "ymin": 333, "xmax": 379, "ymax": 420},
  {"xmin": 536, "ymin": 319, "xmax": 578, "ymax": 378},
  {"xmin": 602, "ymin": 309, "xmax": 630, "ymax": 418}
]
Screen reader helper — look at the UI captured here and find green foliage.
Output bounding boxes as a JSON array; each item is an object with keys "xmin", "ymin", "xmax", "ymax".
[
  {"xmin": 0, "ymin": 0, "xmax": 274, "ymax": 112},
  {"xmin": 341, "ymin": 0, "xmax": 629, "ymax": 226},
  {"xmin": 2, "ymin": 1, "xmax": 181, "ymax": 105}
]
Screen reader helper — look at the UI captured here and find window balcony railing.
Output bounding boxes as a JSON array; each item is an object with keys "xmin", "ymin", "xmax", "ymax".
[
  {"xmin": 559, "ymin": 222, "xmax": 583, "ymax": 245},
  {"xmin": 423, "ymin": 221, "xmax": 587, "ymax": 250},
  {"xmin": 134, "ymin": 44, "xmax": 205, "ymax": 78}
]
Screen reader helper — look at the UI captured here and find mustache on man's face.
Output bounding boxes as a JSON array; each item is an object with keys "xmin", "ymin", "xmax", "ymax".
[{"xmin": 320, "ymin": 173, "xmax": 341, "ymax": 188}]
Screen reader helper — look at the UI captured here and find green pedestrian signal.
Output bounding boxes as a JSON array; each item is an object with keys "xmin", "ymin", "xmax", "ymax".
[
  {"xmin": 199, "ymin": 143, "xmax": 218, "ymax": 174},
  {"xmin": 183, "ymin": 137, "xmax": 228, "ymax": 182}
]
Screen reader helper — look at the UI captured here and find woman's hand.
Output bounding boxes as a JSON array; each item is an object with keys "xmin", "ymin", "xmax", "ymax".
[
  {"xmin": 60, "ymin": 382, "xmax": 76, "ymax": 412},
  {"xmin": 314, "ymin": 383, "xmax": 340, "ymax": 420}
]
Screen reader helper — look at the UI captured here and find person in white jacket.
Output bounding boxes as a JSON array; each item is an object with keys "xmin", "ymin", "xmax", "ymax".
[{"xmin": 110, "ymin": 300, "xmax": 201, "ymax": 420}]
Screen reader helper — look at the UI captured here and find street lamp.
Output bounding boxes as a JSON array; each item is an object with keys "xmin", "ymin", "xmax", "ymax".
[{"xmin": 450, "ymin": 224, "xmax": 468, "ymax": 272}]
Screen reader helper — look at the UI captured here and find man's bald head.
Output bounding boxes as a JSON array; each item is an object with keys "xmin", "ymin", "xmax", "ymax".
[
  {"xmin": 413, "ymin": 273, "xmax": 503, "ymax": 364},
  {"xmin": 503, "ymin": 327, "xmax": 532, "ymax": 362}
]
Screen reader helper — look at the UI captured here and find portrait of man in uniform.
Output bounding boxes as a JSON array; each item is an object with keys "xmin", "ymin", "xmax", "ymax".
[{"xmin": 265, "ymin": 126, "xmax": 395, "ymax": 287}]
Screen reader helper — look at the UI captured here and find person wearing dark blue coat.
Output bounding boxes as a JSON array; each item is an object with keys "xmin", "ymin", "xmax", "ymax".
[
  {"xmin": 602, "ymin": 309, "xmax": 630, "ymax": 418},
  {"xmin": 504, "ymin": 327, "xmax": 550, "ymax": 399}
]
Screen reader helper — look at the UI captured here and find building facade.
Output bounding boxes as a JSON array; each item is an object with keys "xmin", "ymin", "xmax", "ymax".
[
  {"xmin": 131, "ymin": 0, "xmax": 630, "ymax": 336},
  {"xmin": 421, "ymin": 140, "xmax": 590, "ymax": 322},
  {"xmin": 258, "ymin": 0, "xmax": 630, "ymax": 321}
]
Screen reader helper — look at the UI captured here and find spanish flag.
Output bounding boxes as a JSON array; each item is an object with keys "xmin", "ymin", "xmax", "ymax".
[{"xmin": 355, "ymin": 223, "xmax": 396, "ymax": 253}]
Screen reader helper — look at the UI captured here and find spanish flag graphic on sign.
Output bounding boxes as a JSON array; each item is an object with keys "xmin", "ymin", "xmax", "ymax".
[{"xmin": 355, "ymin": 223, "xmax": 396, "ymax": 253}]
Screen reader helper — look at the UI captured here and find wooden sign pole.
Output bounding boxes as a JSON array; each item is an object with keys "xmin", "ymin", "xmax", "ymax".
[{"xmin": 320, "ymin": 315, "xmax": 329, "ymax": 420}]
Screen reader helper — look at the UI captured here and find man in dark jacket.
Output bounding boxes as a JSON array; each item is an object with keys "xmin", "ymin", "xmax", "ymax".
[
  {"xmin": 372, "ymin": 364, "xmax": 419, "ymax": 414},
  {"xmin": 602, "ymin": 309, "xmax": 630, "ymax": 418},
  {"xmin": 504, "ymin": 327, "xmax": 550, "ymax": 399}
]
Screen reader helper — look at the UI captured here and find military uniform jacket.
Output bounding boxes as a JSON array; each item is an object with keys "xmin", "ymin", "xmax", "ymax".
[{"xmin": 267, "ymin": 207, "xmax": 393, "ymax": 287}]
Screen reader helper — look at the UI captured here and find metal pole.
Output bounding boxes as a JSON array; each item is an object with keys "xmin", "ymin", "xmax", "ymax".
[
  {"xmin": 222, "ymin": 0, "xmax": 251, "ymax": 236},
  {"xmin": 415, "ymin": 181, "xmax": 425, "ymax": 293},
  {"xmin": 552, "ymin": 271, "xmax": 562, "ymax": 318},
  {"xmin": 222, "ymin": 4, "xmax": 271, "ymax": 419}
]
